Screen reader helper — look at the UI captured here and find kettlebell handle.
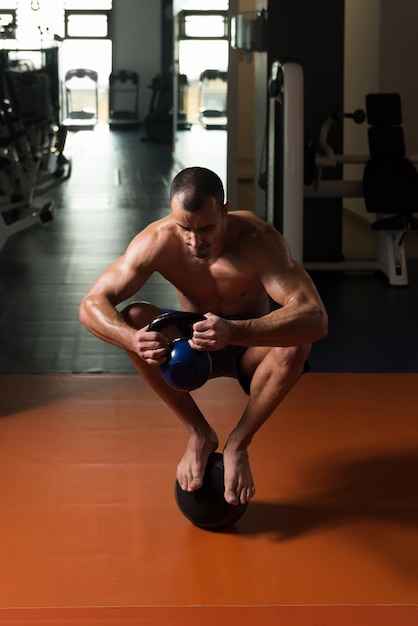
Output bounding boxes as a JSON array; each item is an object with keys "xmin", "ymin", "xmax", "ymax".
[{"xmin": 148, "ymin": 311, "xmax": 206, "ymax": 335}]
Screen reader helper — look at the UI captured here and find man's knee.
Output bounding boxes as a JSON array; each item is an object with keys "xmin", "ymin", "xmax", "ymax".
[
  {"xmin": 121, "ymin": 301, "xmax": 161, "ymax": 329},
  {"xmin": 271, "ymin": 343, "xmax": 311, "ymax": 376}
]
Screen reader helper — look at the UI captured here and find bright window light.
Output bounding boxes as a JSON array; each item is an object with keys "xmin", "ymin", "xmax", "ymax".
[
  {"xmin": 0, "ymin": 12, "xmax": 14, "ymax": 25},
  {"xmin": 64, "ymin": 0, "xmax": 111, "ymax": 8},
  {"xmin": 67, "ymin": 13, "xmax": 108, "ymax": 37},
  {"xmin": 184, "ymin": 15, "xmax": 225, "ymax": 38}
]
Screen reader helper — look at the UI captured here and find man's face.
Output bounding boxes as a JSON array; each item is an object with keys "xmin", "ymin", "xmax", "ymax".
[{"xmin": 171, "ymin": 194, "xmax": 228, "ymax": 259}]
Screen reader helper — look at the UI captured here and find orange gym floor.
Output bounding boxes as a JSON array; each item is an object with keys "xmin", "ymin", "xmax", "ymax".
[
  {"xmin": 0, "ymin": 372, "xmax": 416, "ymax": 625},
  {"xmin": 1, "ymin": 128, "xmax": 418, "ymax": 625}
]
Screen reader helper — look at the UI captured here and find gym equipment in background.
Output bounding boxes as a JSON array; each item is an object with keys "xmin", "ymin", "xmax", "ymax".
[
  {"xmin": 304, "ymin": 95, "xmax": 418, "ymax": 286},
  {"xmin": 143, "ymin": 74, "xmax": 173, "ymax": 142},
  {"xmin": 267, "ymin": 60, "xmax": 304, "ymax": 263},
  {"xmin": 147, "ymin": 311, "xmax": 212, "ymax": 392},
  {"xmin": 362, "ymin": 93, "xmax": 418, "ymax": 283},
  {"xmin": 198, "ymin": 69, "xmax": 227, "ymax": 130},
  {"xmin": 143, "ymin": 73, "xmax": 191, "ymax": 142},
  {"xmin": 63, "ymin": 68, "xmax": 98, "ymax": 131},
  {"xmin": 268, "ymin": 59, "xmax": 418, "ymax": 286},
  {"xmin": 0, "ymin": 52, "xmax": 72, "ymax": 251},
  {"xmin": 177, "ymin": 73, "xmax": 192, "ymax": 131},
  {"xmin": 174, "ymin": 452, "xmax": 249, "ymax": 530},
  {"xmin": 108, "ymin": 70, "xmax": 140, "ymax": 130}
]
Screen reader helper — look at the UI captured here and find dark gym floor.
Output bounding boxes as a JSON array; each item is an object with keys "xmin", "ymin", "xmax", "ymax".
[{"xmin": 0, "ymin": 124, "xmax": 417, "ymax": 375}]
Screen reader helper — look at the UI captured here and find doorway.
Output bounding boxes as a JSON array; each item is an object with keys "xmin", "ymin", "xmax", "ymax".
[
  {"xmin": 173, "ymin": 3, "xmax": 229, "ymax": 189},
  {"xmin": 61, "ymin": 6, "xmax": 112, "ymax": 125},
  {"xmin": 62, "ymin": 39, "xmax": 112, "ymax": 123}
]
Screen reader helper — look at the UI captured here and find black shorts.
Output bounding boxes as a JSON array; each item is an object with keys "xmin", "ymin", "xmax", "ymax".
[{"xmin": 208, "ymin": 344, "xmax": 250, "ymax": 394}]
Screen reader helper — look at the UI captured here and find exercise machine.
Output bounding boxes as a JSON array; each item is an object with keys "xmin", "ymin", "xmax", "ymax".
[
  {"xmin": 304, "ymin": 100, "xmax": 417, "ymax": 285},
  {"xmin": 268, "ymin": 59, "xmax": 417, "ymax": 286},
  {"xmin": 63, "ymin": 68, "xmax": 98, "ymax": 131},
  {"xmin": 108, "ymin": 70, "xmax": 140, "ymax": 130},
  {"xmin": 267, "ymin": 60, "xmax": 304, "ymax": 262},
  {"xmin": 0, "ymin": 54, "xmax": 72, "ymax": 251},
  {"xmin": 143, "ymin": 73, "xmax": 192, "ymax": 142},
  {"xmin": 0, "ymin": 96, "xmax": 71, "ymax": 251},
  {"xmin": 143, "ymin": 74, "xmax": 173, "ymax": 142},
  {"xmin": 198, "ymin": 69, "xmax": 227, "ymax": 130}
]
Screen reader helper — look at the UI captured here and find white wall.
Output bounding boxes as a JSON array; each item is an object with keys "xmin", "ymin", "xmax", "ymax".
[
  {"xmin": 379, "ymin": 0, "xmax": 418, "ymax": 152},
  {"xmin": 344, "ymin": 0, "xmax": 380, "ymax": 219},
  {"xmin": 344, "ymin": 0, "xmax": 380, "ymax": 153},
  {"xmin": 112, "ymin": 0, "xmax": 162, "ymax": 121}
]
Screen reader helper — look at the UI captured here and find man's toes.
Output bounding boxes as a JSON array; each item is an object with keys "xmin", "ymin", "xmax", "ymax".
[
  {"xmin": 240, "ymin": 486, "xmax": 255, "ymax": 504},
  {"xmin": 224, "ymin": 487, "xmax": 239, "ymax": 505},
  {"xmin": 177, "ymin": 475, "xmax": 187, "ymax": 491},
  {"xmin": 225, "ymin": 484, "xmax": 255, "ymax": 505},
  {"xmin": 187, "ymin": 475, "xmax": 203, "ymax": 492}
]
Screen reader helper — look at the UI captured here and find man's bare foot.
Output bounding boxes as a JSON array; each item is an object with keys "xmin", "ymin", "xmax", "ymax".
[
  {"xmin": 222, "ymin": 446, "xmax": 255, "ymax": 505},
  {"xmin": 176, "ymin": 429, "xmax": 218, "ymax": 492}
]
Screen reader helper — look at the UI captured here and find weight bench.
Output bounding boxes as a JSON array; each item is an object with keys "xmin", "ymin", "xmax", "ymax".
[{"xmin": 363, "ymin": 93, "xmax": 418, "ymax": 286}]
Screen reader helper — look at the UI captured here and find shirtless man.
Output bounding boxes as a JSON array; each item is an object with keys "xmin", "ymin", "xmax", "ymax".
[{"xmin": 79, "ymin": 166, "xmax": 328, "ymax": 506}]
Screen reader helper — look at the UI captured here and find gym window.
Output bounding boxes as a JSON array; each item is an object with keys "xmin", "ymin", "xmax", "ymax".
[
  {"xmin": 177, "ymin": 10, "xmax": 228, "ymax": 41},
  {"xmin": 0, "ymin": 1, "xmax": 112, "ymax": 40},
  {"xmin": 0, "ymin": 9, "xmax": 16, "ymax": 38},
  {"xmin": 64, "ymin": 9, "xmax": 111, "ymax": 39},
  {"xmin": 65, "ymin": 0, "xmax": 111, "ymax": 7}
]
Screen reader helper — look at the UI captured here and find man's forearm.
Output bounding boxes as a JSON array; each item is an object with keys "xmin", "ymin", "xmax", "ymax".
[
  {"xmin": 229, "ymin": 304, "xmax": 328, "ymax": 347},
  {"xmin": 79, "ymin": 296, "xmax": 136, "ymax": 351}
]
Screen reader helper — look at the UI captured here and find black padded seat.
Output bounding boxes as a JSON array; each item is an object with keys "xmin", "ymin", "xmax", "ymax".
[{"xmin": 363, "ymin": 93, "xmax": 418, "ymax": 231}]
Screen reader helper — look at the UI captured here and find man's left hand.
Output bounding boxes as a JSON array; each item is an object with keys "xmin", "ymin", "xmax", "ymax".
[{"xmin": 188, "ymin": 312, "xmax": 231, "ymax": 351}]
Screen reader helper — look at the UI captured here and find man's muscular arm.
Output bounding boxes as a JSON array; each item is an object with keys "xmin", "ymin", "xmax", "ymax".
[
  {"xmin": 78, "ymin": 224, "xmax": 161, "ymax": 351},
  {"xmin": 190, "ymin": 220, "xmax": 328, "ymax": 350}
]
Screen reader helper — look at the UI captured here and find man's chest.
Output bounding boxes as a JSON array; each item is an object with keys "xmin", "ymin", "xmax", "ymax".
[{"xmin": 161, "ymin": 256, "xmax": 263, "ymax": 311}]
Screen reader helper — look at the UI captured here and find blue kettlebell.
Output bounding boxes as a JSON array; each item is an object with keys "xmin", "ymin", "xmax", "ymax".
[{"xmin": 147, "ymin": 312, "xmax": 212, "ymax": 392}]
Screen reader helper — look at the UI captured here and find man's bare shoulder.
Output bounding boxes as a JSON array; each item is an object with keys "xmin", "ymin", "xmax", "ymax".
[
  {"xmin": 229, "ymin": 210, "xmax": 276, "ymax": 229},
  {"xmin": 126, "ymin": 215, "xmax": 177, "ymax": 259},
  {"xmin": 228, "ymin": 210, "xmax": 286, "ymax": 249},
  {"xmin": 133, "ymin": 214, "xmax": 175, "ymax": 239}
]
